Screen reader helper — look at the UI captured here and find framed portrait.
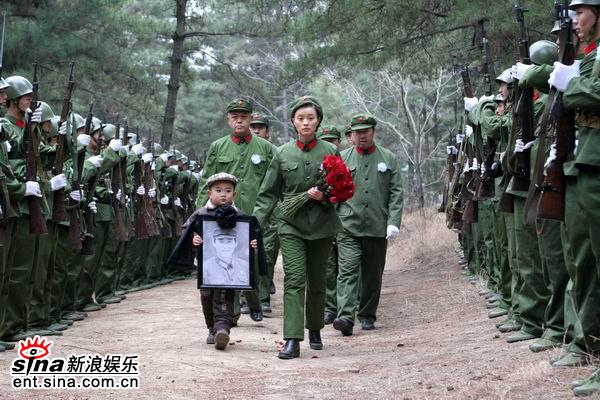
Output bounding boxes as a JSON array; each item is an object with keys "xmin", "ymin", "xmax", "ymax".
[{"xmin": 196, "ymin": 215, "xmax": 256, "ymax": 290}]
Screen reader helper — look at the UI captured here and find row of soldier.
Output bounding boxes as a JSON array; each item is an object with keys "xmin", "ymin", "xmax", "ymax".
[
  {"xmin": 0, "ymin": 73, "xmax": 201, "ymax": 351},
  {"xmin": 444, "ymin": 1, "xmax": 600, "ymax": 396}
]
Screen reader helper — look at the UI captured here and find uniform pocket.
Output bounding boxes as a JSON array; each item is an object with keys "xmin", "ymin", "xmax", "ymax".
[{"xmin": 217, "ymin": 156, "xmax": 233, "ymax": 164}]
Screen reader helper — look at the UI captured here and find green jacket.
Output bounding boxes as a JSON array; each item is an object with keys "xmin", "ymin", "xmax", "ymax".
[
  {"xmin": 254, "ymin": 139, "xmax": 341, "ymax": 240},
  {"xmin": 198, "ymin": 133, "xmax": 275, "ymax": 214},
  {"xmin": 338, "ymin": 144, "xmax": 403, "ymax": 237}
]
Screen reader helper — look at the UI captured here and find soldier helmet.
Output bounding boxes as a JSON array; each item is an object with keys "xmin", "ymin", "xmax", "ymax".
[
  {"xmin": 49, "ymin": 116, "xmax": 60, "ymax": 138},
  {"xmin": 495, "ymin": 68, "xmax": 514, "ymax": 85},
  {"xmin": 91, "ymin": 117, "xmax": 102, "ymax": 133},
  {"xmin": 73, "ymin": 113, "xmax": 86, "ymax": 131},
  {"xmin": 569, "ymin": 0, "xmax": 600, "ymax": 9},
  {"xmin": 174, "ymin": 149, "xmax": 183, "ymax": 161},
  {"xmin": 102, "ymin": 124, "xmax": 117, "ymax": 141},
  {"xmin": 493, "ymin": 94, "xmax": 505, "ymax": 103},
  {"xmin": 530, "ymin": 40, "xmax": 559, "ymax": 66},
  {"xmin": 5, "ymin": 75, "xmax": 33, "ymax": 100},
  {"xmin": 127, "ymin": 132, "xmax": 138, "ymax": 145},
  {"xmin": 153, "ymin": 142, "xmax": 163, "ymax": 156},
  {"xmin": 0, "ymin": 77, "xmax": 11, "ymax": 91},
  {"xmin": 189, "ymin": 160, "xmax": 198, "ymax": 170},
  {"xmin": 38, "ymin": 101, "xmax": 55, "ymax": 123},
  {"xmin": 181, "ymin": 155, "xmax": 189, "ymax": 164}
]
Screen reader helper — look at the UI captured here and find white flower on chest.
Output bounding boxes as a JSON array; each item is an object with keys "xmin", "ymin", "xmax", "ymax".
[
  {"xmin": 251, "ymin": 154, "xmax": 261, "ymax": 164},
  {"xmin": 377, "ymin": 162, "xmax": 388, "ymax": 172}
]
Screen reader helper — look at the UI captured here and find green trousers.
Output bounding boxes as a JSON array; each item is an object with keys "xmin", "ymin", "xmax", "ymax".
[
  {"xmin": 479, "ymin": 201, "xmax": 498, "ymax": 288},
  {"xmin": 28, "ymin": 221, "xmax": 58, "ymax": 328},
  {"xmin": 513, "ymin": 196, "xmax": 549, "ymax": 337},
  {"xmin": 50, "ymin": 225, "xmax": 70, "ymax": 322},
  {"xmin": 3, "ymin": 216, "xmax": 40, "ymax": 337},
  {"xmin": 324, "ymin": 241, "xmax": 339, "ymax": 316},
  {"xmin": 143, "ymin": 235, "xmax": 164, "ymax": 284},
  {"xmin": 537, "ymin": 219, "xmax": 570, "ymax": 343},
  {"xmin": 565, "ymin": 169, "xmax": 600, "ymax": 354},
  {"xmin": 336, "ymin": 231, "xmax": 388, "ymax": 324},
  {"xmin": 93, "ymin": 221, "xmax": 122, "ymax": 300},
  {"xmin": 279, "ymin": 234, "xmax": 333, "ymax": 340},
  {"xmin": 494, "ymin": 209, "xmax": 512, "ymax": 310},
  {"xmin": 0, "ymin": 218, "xmax": 16, "ymax": 337},
  {"xmin": 259, "ymin": 223, "xmax": 279, "ymax": 305},
  {"xmin": 117, "ymin": 238, "xmax": 144, "ymax": 291}
]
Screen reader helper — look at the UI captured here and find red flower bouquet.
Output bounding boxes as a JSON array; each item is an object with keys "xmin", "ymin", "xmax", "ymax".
[{"xmin": 280, "ymin": 155, "xmax": 355, "ymax": 218}]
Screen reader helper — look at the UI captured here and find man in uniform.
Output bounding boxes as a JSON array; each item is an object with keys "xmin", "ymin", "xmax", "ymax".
[
  {"xmin": 332, "ymin": 114, "xmax": 403, "ymax": 336},
  {"xmin": 198, "ymin": 99, "xmax": 275, "ymax": 322}
]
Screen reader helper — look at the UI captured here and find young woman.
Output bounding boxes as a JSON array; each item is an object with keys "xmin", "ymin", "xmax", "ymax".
[{"xmin": 253, "ymin": 96, "xmax": 340, "ymax": 359}]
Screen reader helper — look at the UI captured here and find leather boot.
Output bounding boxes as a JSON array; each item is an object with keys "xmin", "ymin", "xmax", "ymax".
[
  {"xmin": 309, "ymin": 330, "xmax": 323, "ymax": 350},
  {"xmin": 206, "ymin": 329, "xmax": 215, "ymax": 345},
  {"xmin": 278, "ymin": 339, "xmax": 300, "ymax": 359}
]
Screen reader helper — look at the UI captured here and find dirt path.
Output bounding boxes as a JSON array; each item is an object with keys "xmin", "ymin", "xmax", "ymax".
[{"xmin": 0, "ymin": 212, "xmax": 595, "ymax": 399}]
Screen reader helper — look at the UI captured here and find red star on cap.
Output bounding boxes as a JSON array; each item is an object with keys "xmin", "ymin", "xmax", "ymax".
[
  {"xmin": 302, "ymin": 96, "xmax": 308, "ymax": 101},
  {"xmin": 358, "ymin": 117, "xmax": 365, "ymax": 123},
  {"xmin": 323, "ymin": 129, "xmax": 329, "ymax": 133}
]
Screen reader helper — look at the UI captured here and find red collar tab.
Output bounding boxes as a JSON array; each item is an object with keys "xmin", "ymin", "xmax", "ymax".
[
  {"xmin": 296, "ymin": 138, "xmax": 317, "ymax": 152},
  {"xmin": 231, "ymin": 134, "xmax": 252, "ymax": 144},
  {"xmin": 533, "ymin": 91, "xmax": 540, "ymax": 101},
  {"xmin": 356, "ymin": 145, "xmax": 376, "ymax": 155},
  {"xmin": 15, "ymin": 119, "xmax": 25, "ymax": 128},
  {"xmin": 584, "ymin": 41, "xmax": 598, "ymax": 55}
]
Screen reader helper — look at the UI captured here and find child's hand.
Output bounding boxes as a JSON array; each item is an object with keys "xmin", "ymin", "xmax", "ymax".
[
  {"xmin": 192, "ymin": 233, "xmax": 203, "ymax": 247},
  {"xmin": 250, "ymin": 239, "xmax": 258, "ymax": 249}
]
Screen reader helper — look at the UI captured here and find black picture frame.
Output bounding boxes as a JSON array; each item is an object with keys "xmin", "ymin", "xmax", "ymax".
[{"xmin": 196, "ymin": 215, "xmax": 256, "ymax": 290}]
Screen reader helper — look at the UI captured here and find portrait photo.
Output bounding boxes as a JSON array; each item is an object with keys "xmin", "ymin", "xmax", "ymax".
[{"xmin": 198, "ymin": 218, "xmax": 254, "ymax": 290}]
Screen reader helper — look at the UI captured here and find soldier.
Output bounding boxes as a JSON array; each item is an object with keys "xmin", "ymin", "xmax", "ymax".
[
  {"xmin": 332, "ymin": 115, "xmax": 403, "ymax": 336},
  {"xmin": 254, "ymin": 95, "xmax": 340, "ymax": 359},
  {"xmin": 250, "ymin": 112, "xmax": 279, "ymax": 313},
  {"xmin": 197, "ymin": 98, "xmax": 275, "ymax": 322}
]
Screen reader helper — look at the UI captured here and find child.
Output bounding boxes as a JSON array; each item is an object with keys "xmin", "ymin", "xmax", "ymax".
[{"xmin": 187, "ymin": 172, "xmax": 258, "ymax": 350}]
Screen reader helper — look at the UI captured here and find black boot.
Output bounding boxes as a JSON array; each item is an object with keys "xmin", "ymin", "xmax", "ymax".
[
  {"xmin": 278, "ymin": 339, "xmax": 300, "ymax": 359},
  {"xmin": 309, "ymin": 330, "xmax": 323, "ymax": 350}
]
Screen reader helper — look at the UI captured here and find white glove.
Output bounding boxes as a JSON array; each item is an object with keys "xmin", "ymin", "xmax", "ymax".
[
  {"xmin": 131, "ymin": 143, "xmax": 145, "ymax": 156},
  {"xmin": 151, "ymin": 161, "xmax": 156, "ymax": 171},
  {"xmin": 160, "ymin": 195, "xmax": 169, "ymax": 205},
  {"xmin": 549, "ymin": 60, "xmax": 581, "ymax": 92},
  {"xmin": 29, "ymin": 106, "xmax": 42, "ymax": 124},
  {"xmin": 480, "ymin": 163, "xmax": 486, "ymax": 178},
  {"xmin": 464, "ymin": 125, "xmax": 473, "ymax": 138},
  {"xmin": 116, "ymin": 189, "xmax": 122, "ymax": 201},
  {"xmin": 463, "ymin": 159, "xmax": 470, "ymax": 173},
  {"xmin": 174, "ymin": 197, "xmax": 182, "ymax": 207},
  {"xmin": 50, "ymin": 174, "xmax": 67, "ymax": 191},
  {"xmin": 88, "ymin": 200, "xmax": 97, "ymax": 214},
  {"xmin": 479, "ymin": 95, "xmax": 495, "ymax": 103},
  {"xmin": 510, "ymin": 64, "xmax": 519, "ymax": 80},
  {"xmin": 58, "ymin": 122, "xmax": 67, "ymax": 136},
  {"xmin": 470, "ymin": 158, "xmax": 479, "ymax": 171},
  {"xmin": 514, "ymin": 139, "xmax": 534, "ymax": 153},
  {"xmin": 77, "ymin": 134, "xmax": 92, "ymax": 146},
  {"xmin": 464, "ymin": 96, "xmax": 479, "ymax": 112},
  {"xmin": 4, "ymin": 141, "xmax": 11, "ymax": 153},
  {"xmin": 574, "ymin": 139, "xmax": 579, "ymax": 156},
  {"xmin": 69, "ymin": 190, "xmax": 81, "ymax": 202},
  {"xmin": 136, "ymin": 185, "xmax": 145, "ymax": 196},
  {"xmin": 446, "ymin": 145, "xmax": 458, "ymax": 155},
  {"xmin": 109, "ymin": 139, "xmax": 123, "ymax": 152},
  {"xmin": 148, "ymin": 188, "xmax": 157, "ymax": 198},
  {"xmin": 142, "ymin": 153, "xmax": 153, "ymax": 164},
  {"xmin": 544, "ymin": 144, "xmax": 557, "ymax": 168},
  {"xmin": 159, "ymin": 153, "xmax": 169, "ymax": 162},
  {"xmin": 192, "ymin": 172, "xmax": 201, "ymax": 181},
  {"xmin": 25, "ymin": 181, "xmax": 42, "ymax": 197},
  {"xmin": 456, "ymin": 134, "xmax": 464, "ymax": 144},
  {"xmin": 515, "ymin": 62, "xmax": 533, "ymax": 80},
  {"xmin": 386, "ymin": 225, "xmax": 400, "ymax": 240},
  {"xmin": 88, "ymin": 155, "xmax": 103, "ymax": 168},
  {"xmin": 125, "ymin": 195, "xmax": 131, "ymax": 208},
  {"xmin": 169, "ymin": 165, "xmax": 179, "ymax": 172}
]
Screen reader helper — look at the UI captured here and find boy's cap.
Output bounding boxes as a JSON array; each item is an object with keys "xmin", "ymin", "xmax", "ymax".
[
  {"xmin": 226, "ymin": 98, "xmax": 253, "ymax": 114},
  {"xmin": 207, "ymin": 172, "xmax": 238, "ymax": 188}
]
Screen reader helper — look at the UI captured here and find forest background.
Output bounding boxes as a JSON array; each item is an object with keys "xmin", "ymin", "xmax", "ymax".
[{"xmin": 2, "ymin": 0, "xmax": 555, "ymax": 208}]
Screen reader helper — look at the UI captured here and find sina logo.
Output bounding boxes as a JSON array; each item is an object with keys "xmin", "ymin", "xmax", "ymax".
[{"xmin": 11, "ymin": 336, "xmax": 62, "ymax": 375}]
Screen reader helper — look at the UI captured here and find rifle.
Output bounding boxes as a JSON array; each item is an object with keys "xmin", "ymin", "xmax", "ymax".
[
  {"xmin": 458, "ymin": 65, "xmax": 478, "ymax": 232},
  {"xmin": 52, "ymin": 62, "xmax": 75, "ymax": 223},
  {"xmin": 0, "ymin": 11, "xmax": 5, "ymax": 78},
  {"xmin": 509, "ymin": 1, "xmax": 535, "ymax": 192},
  {"xmin": 439, "ymin": 131, "xmax": 455, "ymax": 213},
  {"xmin": 170, "ymin": 157, "xmax": 184, "ymax": 237},
  {"xmin": 120, "ymin": 119, "xmax": 134, "ymax": 239},
  {"xmin": 144, "ymin": 129, "xmax": 159, "ymax": 236},
  {"xmin": 110, "ymin": 115, "xmax": 128, "ymax": 241},
  {"xmin": 133, "ymin": 131, "xmax": 148, "ymax": 239},
  {"xmin": 25, "ymin": 63, "xmax": 48, "ymax": 235},
  {"xmin": 80, "ymin": 103, "xmax": 97, "ymax": 255},
  {"xmin": 474, "ymin": 23, "xmax": 498, "ymax": 200},
  {"xmin": 536, "ymin": 1, "xmax": 576, "ymax": 221}
]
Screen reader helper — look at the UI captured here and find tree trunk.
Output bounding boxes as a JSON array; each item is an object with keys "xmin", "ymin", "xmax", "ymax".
[{"xmin": 161, "ymin": 0, "xmax": 187, "ymax": 148}]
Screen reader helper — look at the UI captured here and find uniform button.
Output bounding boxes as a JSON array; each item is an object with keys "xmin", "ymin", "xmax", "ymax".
[
  {"xmin": 242, "ymin": 191, "xmax": 246, "ymax": 195},
  {"xmin": 365, "ymin": 204, "xmax": 369, "ymax": 208},
  {"xmin": 365, "ymin": 165, "xmax": 368, "ymax": 168},
  {"xmin": 365, "ymin": 190, "xmax": 368, "ymax": 193},
  {"xmin": 240, "ymin": 152, "xmax": 246, "ymax": 156},
  {"xmin": 240, "ymin": 166, "xmax": 245, "ymax": 169},
  {"xmin": 365, "ymin": 177, "xmax": 368, "ymax": 181},
  {"xmin": 305, "ymin": 161, "xmax": 310, "ymax": 165},
  {"xmin": 305, "ymin": 176, "xmax": 310, "ymax": 180}
]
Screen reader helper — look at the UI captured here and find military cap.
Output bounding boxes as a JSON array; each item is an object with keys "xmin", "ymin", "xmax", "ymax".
[
  {"xmin": 206, "ymin": 172, "xmax": 238, "ymax": 188},
  {"xmin": 181, "ymin": 155, "xmax": 189, "ymax": 164},
  {"xmin": 317, "ymin": 126, "xmax": 341, "ymax": 140},
  {"xmin": 5, "ymin": 76, "xmax": 33, "ymax": 100},
  {"xmin": 250, "ymin": 112, "xmax": 269, "ymax": 127},
  {"xmin": 213, "ymin": 227, "xmax": 237, "ymax": 239},
  {"xmin": 48, "ymin": 116, "xmax": 60, "ymax": 138},
  {"xmin": 91, "ymin": 117, "xmax": 102, "ymax": 133},
  {"xmin": 226, "ymin": 98, "xmax": 253, "ymax": 113},
  {"xmin": 289, "ymin": 95, "xmax": 323, "ymax": 120},
  {"xmin": 127, "ymin": 132, "xmax": 138, "ymax": 145},
  {"xmin": 350, "ymin": 114, "xmax": 377, "ymax": 131},
  {"xmin": 73, "ymin": 113, "xmax": 86, "ymax": 131},
  {"xmin": 102, "ymin": 124, "xmax": 116, "ymax": 141},
  {"xmin": 189, "ymin": 160, "xmax": 198, "ymax": 170},
  {"xmin": 173, "ymin": 149, "xmax": 183, "ymax": 161},
  {"xmin": 153, "ymin": 142, "xmax": 163, "ymax": 156}
]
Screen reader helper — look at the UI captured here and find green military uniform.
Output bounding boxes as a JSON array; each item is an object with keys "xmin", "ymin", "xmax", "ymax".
[{"xmin": 334, "ymin": 115, "xmax": 403, "ymax": 331}]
